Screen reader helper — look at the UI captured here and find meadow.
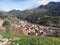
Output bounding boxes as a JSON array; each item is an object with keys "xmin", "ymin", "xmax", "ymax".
[{"xmin": 0, "ymin": 32, "xmax": 60, "ymax": 45}]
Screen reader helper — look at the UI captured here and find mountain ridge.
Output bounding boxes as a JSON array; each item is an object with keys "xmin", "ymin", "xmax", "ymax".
[{"xmin": 8, "ymin": 1, "xmax": 60, "ymax": 15}]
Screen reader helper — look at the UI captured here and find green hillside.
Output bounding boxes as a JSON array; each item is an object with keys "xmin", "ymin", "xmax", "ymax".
[
  {"xmin": 0, "ymin": 11, "xmax": 19, "ymax": 23},
  {"xmin": 0, "ymin": 32, "xmax": 60, "ymax": 45},
  {"xmin": 8, "ymin": 1, "xmax": 60, "ymax": 28}
]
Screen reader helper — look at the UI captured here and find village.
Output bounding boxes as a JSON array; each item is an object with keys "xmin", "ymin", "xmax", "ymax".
[
  {"xmin": 0, "ymin": 19, "xmax": 60, "ymax": 37},
  {"xmin": 10, "ymin": 20, "xmax": 60, "ymax": 37}
]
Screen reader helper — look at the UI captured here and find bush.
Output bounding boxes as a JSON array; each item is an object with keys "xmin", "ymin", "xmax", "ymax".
[{"xmin": 3, "ymin": 20, "xmax": 11, "ymax": 29}]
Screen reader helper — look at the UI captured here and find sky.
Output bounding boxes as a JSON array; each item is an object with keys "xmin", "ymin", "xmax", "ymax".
[{"xmin": 0, "ymin": 0, "xmax": 60, "ymax": 11}]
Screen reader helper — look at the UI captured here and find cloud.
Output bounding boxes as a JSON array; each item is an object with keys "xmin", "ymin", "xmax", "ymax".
[{"xmin": 0, "ymin": 0, "xmax": 60, "ymax": 11}]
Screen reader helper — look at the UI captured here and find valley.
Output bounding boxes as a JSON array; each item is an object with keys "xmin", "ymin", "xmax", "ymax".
[{"xmin": 0, "ymin": 1, "xmax": 60, "ymax": 45}]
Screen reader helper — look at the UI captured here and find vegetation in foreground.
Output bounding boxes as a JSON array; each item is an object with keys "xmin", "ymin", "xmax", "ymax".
[{"xmin": 0, "ymin": 32, "xmax": 60, "ymax": 45}]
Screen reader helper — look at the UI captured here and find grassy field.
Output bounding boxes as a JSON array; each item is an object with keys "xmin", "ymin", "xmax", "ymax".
[{"xmin": 0, "ymin": 32, "xmax": 60, "ymax": 45}]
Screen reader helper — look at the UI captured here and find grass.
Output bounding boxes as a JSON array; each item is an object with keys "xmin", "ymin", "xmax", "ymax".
[{"xmin": 0, "ymin": 32, "xmax": 60, "ymax": 45}]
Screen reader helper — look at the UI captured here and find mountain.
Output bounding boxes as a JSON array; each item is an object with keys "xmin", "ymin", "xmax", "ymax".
[
  {"xmin": 8, "ymin": 1, "xmax": 60, "ymax": 15},
  {"xmin": 7, "ymin": 1, "xmax": 60, "ymax": 27},
  {"xmin": 8, "ymin": 1, "xmax": 60, "ymax": 19},
  {"xmin": 0, "ymin": 11, "xmax": 19, "ymax": 23},
  {"xmin": 8, "ymin": 9, "xmax": 22, "ymax": 15},
  {"xmin": 8, "ymin": 7, "xmax": 47, "ymax": 15},
  {"xmin": 39, "ymin": 1, "xmax": 60, "ymax": 9}
]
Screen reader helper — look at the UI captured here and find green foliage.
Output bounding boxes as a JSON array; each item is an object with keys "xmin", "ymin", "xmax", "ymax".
[
  {"xmin": 3, "ymin": 20, "xmax": 11, "ymax": 29},
  {"xmin": 0, "ymin": 32, "xmax": 60, "ymax": 45},
  {"xmin": 26, "ymin": 12, "xmax": 47, "ymax": 25},
  {"xmin": 47, "ymin": 6, "xmax": 60, "ymax": 16}
]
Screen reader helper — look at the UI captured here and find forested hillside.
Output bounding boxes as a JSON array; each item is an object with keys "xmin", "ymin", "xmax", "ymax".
[{"xmin": 8, "ymin": 1, "xmax": 60, "ymax": 27}]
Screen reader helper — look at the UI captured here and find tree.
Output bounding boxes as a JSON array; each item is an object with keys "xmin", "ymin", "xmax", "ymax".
[
  {"xmin": 3, "ymin": 20, "xmax": 11, "ymax": 32},
  {"xmin": 26, "ymin": 12, "xmax": 47, "ymax": 25},
  {"xmin": 47, "ymin": 6, "xmax": 60, "ymax": 16}
]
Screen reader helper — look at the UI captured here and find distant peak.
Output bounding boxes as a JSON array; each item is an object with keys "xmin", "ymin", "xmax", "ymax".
[{"xmin": 47, "ymin": 1, "xmax": 60, "ymax": 5}]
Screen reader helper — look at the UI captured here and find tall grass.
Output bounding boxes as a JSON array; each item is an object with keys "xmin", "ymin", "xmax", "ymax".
[{"xmin": 0, "ymin": 32, "xmax": 60, "ymax": 45}]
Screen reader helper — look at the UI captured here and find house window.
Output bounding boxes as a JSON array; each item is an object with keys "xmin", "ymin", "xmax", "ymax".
[
  {"xmin": 28, "ymin": 33, "xmax": 30, "ymax": 35},
  {"xmin": 41, "ymin": 32, "xmax": 43, "ymax": 34}
]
